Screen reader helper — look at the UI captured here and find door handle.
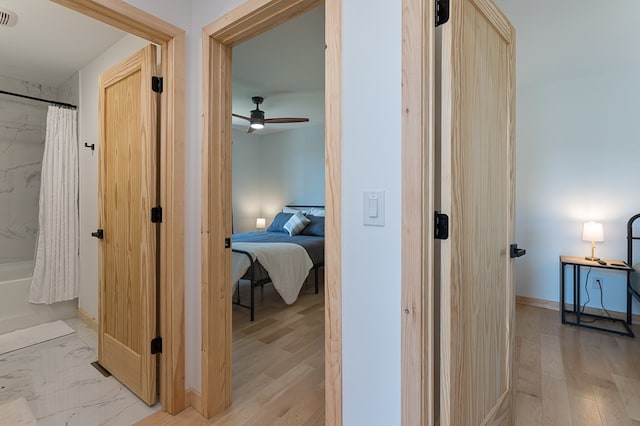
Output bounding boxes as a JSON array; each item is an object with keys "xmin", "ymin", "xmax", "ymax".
[
  {"xmin": 510, "ymin": 243, "xmax": 526, "ymax": 258},
  {"xmin": 91, "ymin": 229, "xmax": 104, "ymax": 239}
]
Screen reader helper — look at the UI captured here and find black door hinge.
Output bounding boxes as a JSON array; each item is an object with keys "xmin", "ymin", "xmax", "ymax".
[
  {"xmin": 91, "ymin": 229, "xmax": 104, "ymax": 239},
  {"xmin": 435, "ymin": 0, "xmax": 450, "ymax": 27},
  {"xmin": 151, "ymin": 336, "xmax": 162, "ymax": 354},
  {"xmin": 435, "ymin": 212, "xmax": 449, "ymax": 240},
  {"xmin": 225, "ymin": 237, "xmax": 231, "ymax": 249},
  {"xmin": 151, "ymin": 206, "xmax": 162, "ymax": 223},
  {"xmin": 152, "ymin": 76, "xmax": 163, "ymax": 93},
  {"xmin": 510, "ymin": 243, "xmax": 526, "ymax": 259}
]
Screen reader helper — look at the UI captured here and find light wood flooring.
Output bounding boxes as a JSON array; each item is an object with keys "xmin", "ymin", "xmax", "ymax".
[
  {"xmin": 515, "ymin": 303, "xmax": 640, "ymax": 426},
  {"xmin": 139, "ymin": 298, "xmax": 640, "ymax": 425},
  {"xmin": 138, "ymin": 274, "xmax": 325, "ymax": 426}
]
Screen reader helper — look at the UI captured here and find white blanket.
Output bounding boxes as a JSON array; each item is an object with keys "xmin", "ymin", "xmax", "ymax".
[{"xmin": 232, "ymin": 242, "xmax": 313, "ymax": 304}]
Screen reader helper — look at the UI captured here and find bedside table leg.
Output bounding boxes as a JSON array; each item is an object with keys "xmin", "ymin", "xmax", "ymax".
[
  {"xmin": 560, "ymin": 262, "xmax": 566, "ymax": 323},
  {"xmin": 575, "ymin": 265, "xmax": 581, "ymax": 324}
]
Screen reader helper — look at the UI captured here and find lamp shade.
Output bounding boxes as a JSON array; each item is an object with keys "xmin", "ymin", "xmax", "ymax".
[
  {"xmin": 582, "ymin": 221, "xmax": 604, "ymax": 242},
  {"xmin": 256, "ymin": 217, "xmax": 266, "ymax": 229}
]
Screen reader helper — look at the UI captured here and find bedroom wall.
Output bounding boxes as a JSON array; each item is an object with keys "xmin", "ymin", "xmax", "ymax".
[
  {"xmin": 232, "ymin": 129, "xmax": 262, "ymax": 233},
  {"xmin": 497, "ymin": 0, "xmax": 640, "ymax": 315},
  {"xmin": 232, "ymin": 124, "xmax": 325, "ymax": 233},
  {"xmin": 514, "ymin": 72, "xmax": 640, "ymax": 314},
  {"xmin": 77, "ymin": 33, "xmax": 152, "ymax": 320}
]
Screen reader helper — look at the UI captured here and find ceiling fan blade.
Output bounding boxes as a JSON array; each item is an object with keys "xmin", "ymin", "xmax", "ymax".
[
  {"xmin": 247, "ymin": 126, "xmax": 256, "ymax": 134},
  {"xmin": 263, "ymin": 117, "xmax": 310, "ymax": 124},
  {"xmin": 232, "ymin": 113, "xmax": 251, "ymax": 121}
]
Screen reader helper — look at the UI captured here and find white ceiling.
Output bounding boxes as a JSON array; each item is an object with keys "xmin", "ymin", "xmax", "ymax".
[
  {"xmin": 0, "ymin": 0, "xmax": 324, "ymax": 136},
  {"xmin": 0, "ymin": 0, "xmax": 126, "ymax": 87}
]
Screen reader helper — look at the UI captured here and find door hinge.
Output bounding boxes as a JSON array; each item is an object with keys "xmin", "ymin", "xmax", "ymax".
[
  {"xmin": 151, "ymin": 336, "xmax": 162, "ymax": 354},
  {"xmin": 91, "ymin": 229, "xmax": 104, "ymax": 239},
  {"xmin": 225, "ymin": 237, "xmax": 231, "ymax": 249},
  {"xmin": 510, "ymin": 243, "xmax": 526, "ymax": 259},
  {"xmin": 151, "ymin": 206, "xmax": 162, "ymax": 223},
  {"xmin": 152, "ymin": 76, "xmax": 163, "ymax": 93},
  {"xmin": 435, "ymin": 0, "xmax": 450, "ymax": 27},
  {"xmin": 435, "ymin": 212, "xmax": 449, "ymax": 240}
]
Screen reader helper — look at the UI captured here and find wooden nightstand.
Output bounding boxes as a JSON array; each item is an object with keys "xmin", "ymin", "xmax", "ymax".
[{"xmin": 560, "ymin": 256, "xmax": 635, "ymax": 337}]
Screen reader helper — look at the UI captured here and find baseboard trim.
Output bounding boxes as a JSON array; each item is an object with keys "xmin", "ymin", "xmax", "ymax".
[
  {"xmin": 186, "ymin": 389, "xmax": 202, "ymax": 415},
  {"xmin": 516, "ymin": 295, "xmax": 640, "ymax": 323},
  {"xmin": 76, "ymin": 308, "xmax": 98, "ymax": 331}
]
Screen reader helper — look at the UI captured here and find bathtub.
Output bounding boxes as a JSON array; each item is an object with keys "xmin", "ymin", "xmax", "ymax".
[{"xmin": 0, "ymin": 260, "xmax": 77, "ymax": 335}]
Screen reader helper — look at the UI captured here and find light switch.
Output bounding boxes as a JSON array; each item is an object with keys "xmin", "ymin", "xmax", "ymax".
[{"xmin": 363, "ymin": 190, "xmax": 384, "ymax": 226}]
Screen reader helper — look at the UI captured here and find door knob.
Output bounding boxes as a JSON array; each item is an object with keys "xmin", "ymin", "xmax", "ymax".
[
  {"xmin": 510, "ymin": 243, "xmax": 526, "ymax": 258},
  {"xmin": 91, "ymin": 229, "xmax": 104, "ymax": 239}
]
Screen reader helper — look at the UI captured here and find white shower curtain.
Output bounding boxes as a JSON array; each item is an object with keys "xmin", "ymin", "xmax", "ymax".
[{"xmin": 29, "ymin": 106, "xmax": 79, "ymax": 304}]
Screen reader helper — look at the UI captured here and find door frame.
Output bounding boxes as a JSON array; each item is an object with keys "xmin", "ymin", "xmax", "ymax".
[
  {"xmin": 401, "ymin": 0, "xmax": 435, "ymax": 424},
  {"xmin": 200, "ymin": 0, "xmax": 336, "ymax": 420},
  {"xmin": 202, "ymin": 0, "xmax": 433, "ymax": 423},
  {"xmin": 50, "ymin": 0, "xmax": 186, "ymax": 415}
]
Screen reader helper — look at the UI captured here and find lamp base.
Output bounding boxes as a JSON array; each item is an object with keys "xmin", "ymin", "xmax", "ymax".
[{"xmin": 585, "ymin": 256, "xmax": 600, "ymax": 261}]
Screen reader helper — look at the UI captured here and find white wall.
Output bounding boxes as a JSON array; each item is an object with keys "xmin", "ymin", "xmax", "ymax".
[
  {"xmin": 232, "ymin": 129, "xmax": 262, "ymax": 233},
  {"xmin": 515, "ymin": 71, "xmax": 640, "ymax": 314},
  {"xmin": 496, "ymin": 0, "xmax": 640, "ymax": 315},
  {"xmin": 232, "ymin": 125, "xmax": 325, "ymax": 233},
  {"xmin": 342, "ymin": 1, "xmax": 402, "ymax": 423},
  {"xmin": 77, "ymin": 34, "xmax": 152, "ymax": 319}
]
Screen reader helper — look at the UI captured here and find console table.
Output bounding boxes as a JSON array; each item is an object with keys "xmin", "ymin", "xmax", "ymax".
[{"xmin": 559, "ymin": 255, "xmax": 634, "ymax": 337}]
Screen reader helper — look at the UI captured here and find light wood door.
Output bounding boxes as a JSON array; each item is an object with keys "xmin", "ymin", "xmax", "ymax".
[
  {"xmin": 439, "ymin": 0, "xmax": 515, "ymax": 424},
  {"xmin": 98, "ymin": 45, "xmax": 159, "ymax": 405}
]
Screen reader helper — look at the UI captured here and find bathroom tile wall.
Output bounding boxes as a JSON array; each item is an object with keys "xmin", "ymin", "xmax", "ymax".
[{"xmin": 0, "ymin": 75, "xmax": 56, "ymax": 264}]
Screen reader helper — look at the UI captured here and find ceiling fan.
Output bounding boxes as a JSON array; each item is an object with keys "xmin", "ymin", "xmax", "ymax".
[{"xmin": 232, "ymin": 96, "xmax": 309, "ymax": 133}]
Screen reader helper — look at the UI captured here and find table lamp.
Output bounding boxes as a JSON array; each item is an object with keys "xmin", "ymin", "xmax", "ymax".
[
  {"xmin": 582, "ymin": 221, "xmax": 604, "ymax": 261},
  {"xmin": 256, "ymin": 217, "xmax": 266, "ymax": 230}
]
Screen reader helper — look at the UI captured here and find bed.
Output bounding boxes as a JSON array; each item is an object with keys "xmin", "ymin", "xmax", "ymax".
[
  {"xmin": 232, "ymin": 205, "xmax": 325, "ymax": 320},
  {"xmin": 628, "ymin": 213, "xmax": 640, "ymax": 302}
]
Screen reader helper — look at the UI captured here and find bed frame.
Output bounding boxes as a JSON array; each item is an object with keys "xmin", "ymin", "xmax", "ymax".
[
  {"xmin": 232, "ymin": 205, "xmax": 325, "ymax": 321},
  {"xmin": 232, "ymin": 250, "xmax": 322, "ymax": 321},
  {"xmin": 628, "ymin": 213, "xmax": 640, "ymax": 302}
]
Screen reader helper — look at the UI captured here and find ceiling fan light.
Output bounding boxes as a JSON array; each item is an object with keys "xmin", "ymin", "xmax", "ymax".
[{"xmin": 250, "ymin": 121, "xmax": 264, "ymax": 129}]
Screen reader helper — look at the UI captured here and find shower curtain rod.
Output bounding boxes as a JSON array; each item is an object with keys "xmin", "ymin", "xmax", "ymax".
[{"xmin": 0, "ymin": 89, "xmax": 77, "ymax": 110}]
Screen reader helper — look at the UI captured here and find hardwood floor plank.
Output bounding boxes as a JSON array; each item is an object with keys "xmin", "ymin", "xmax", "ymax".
[
  {"xmin": 541, "ymin": 374, "xmax": 573, "ymax": 426},
  {"xmin": 568, "ymin": 394, "xmax": 602, "ymax": 426},
  {"xmin": 613, "ymin": 374, "xmax": 640, "ymax": 421},
  {"xmin": 593, "ymin": 378, "xmax": 634, "ymax": 426},
  {"xmin": 515, "ymin": 391, "xmax": 542, "ymax": 426},
  {"xmin": 541, "ymin": 334, "xmax": 565, "ymax": 379}
]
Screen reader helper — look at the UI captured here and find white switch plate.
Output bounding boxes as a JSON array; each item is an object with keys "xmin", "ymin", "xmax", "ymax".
[{"xmin": 363, "ymin": 190, "xmax": 385, "ymax": 226}]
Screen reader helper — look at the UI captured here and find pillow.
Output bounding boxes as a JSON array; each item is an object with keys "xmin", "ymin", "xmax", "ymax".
[
  {"xmin": 266, "ymin": 212, "xmax": 293, "ymax": 233},
  {"xmin": 283, "ymin": 211, "xmax": 311, "ymax": 236},
  {"xmin": 282, "ymin": 206, "xmax": 301, "ymax": 214},
  {"xmin": 309, "ymin": 207, "xmax": 325, "ymax": 217},
  {"xmin": 301, "ymin": 215, "xmax": 325, "ymax": 236}
]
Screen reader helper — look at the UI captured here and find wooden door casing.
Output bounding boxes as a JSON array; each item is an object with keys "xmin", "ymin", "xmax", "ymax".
[
  {"xmin": 439, "ymin": 0, "xmax": 515, "ymax": 424},
  {"xmin": 98, "ymin": 45, "xmax": 159, "ymax": 406}
]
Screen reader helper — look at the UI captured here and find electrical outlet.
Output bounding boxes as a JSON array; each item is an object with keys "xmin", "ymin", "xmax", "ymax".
[{"xmin": 591, "ymin": 276, "xmax": 604, "ymax": 290}]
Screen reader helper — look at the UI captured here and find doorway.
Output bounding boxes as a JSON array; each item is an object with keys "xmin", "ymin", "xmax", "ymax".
[
  {"xmin": 50, "ymin": 0, "xmax": 186, "ymax": 415},
  {"xmin": 200, "ymin": 0, "xmax": 342, "ymax": 420}
]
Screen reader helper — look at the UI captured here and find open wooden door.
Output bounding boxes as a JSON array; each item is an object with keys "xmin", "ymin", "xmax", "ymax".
[
  {"xmin": 438, "ymin": 0, "xmax": 516, "ymax": 424},
  {"xmin": 97, "ymin": 45, "xmax": 159, "ymax": 406}
]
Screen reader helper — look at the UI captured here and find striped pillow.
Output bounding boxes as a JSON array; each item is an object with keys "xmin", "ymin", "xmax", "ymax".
[{"xmin": 283, "ymin": 211, "xmax": 310, "ymax": 236}]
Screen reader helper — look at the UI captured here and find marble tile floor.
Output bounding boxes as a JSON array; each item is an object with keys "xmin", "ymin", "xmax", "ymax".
[{"xmin": 0, "ymin": 318, "xmax": 160, "ymax": 425}]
